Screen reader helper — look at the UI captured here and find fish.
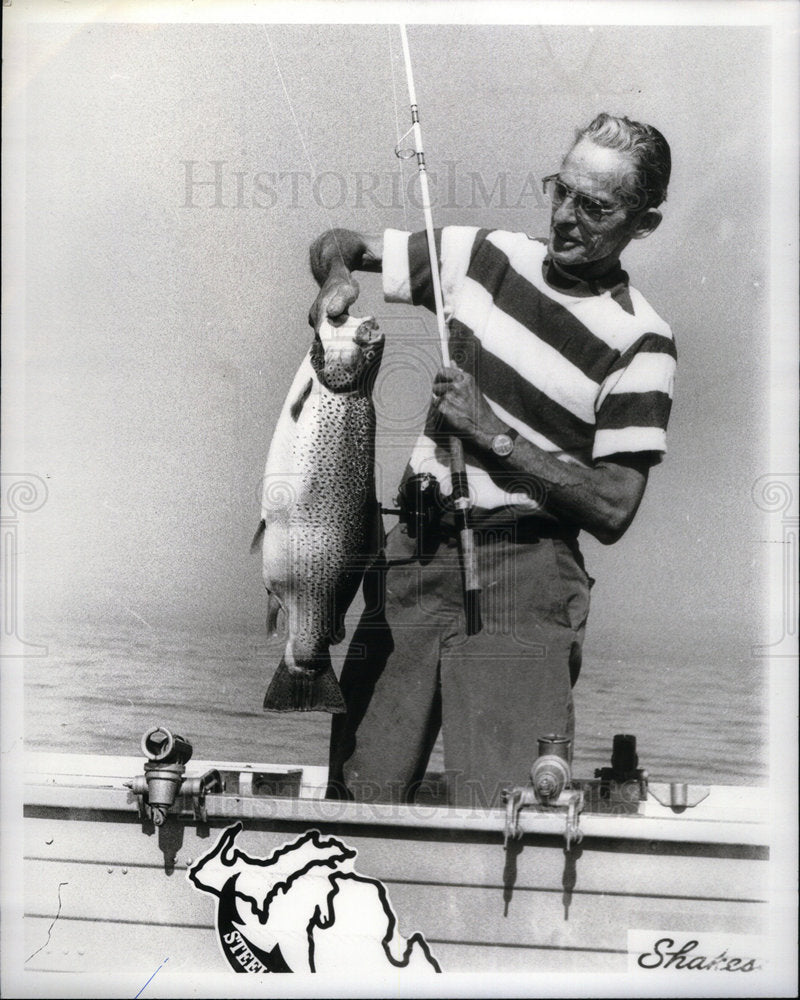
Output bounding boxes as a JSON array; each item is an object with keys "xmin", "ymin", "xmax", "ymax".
[{"xmin": 253, "ymin": 313, "xmax": 385, "ymax": 713}]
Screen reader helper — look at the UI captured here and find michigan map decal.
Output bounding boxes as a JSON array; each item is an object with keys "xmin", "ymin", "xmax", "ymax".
[{"xmin": 188, "ymin": 823, "xmax": 441, "ymax": 974}]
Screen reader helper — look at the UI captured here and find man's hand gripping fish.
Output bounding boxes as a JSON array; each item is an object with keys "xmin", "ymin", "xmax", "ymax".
[{"xmin": 253, "ymin": 314, "xmax": 385, "ymax": 713}]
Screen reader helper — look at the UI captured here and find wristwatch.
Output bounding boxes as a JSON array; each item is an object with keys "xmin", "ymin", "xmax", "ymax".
[{"xmin": 490, "ymin": 427, "xmax": 518, "ymax": 457}]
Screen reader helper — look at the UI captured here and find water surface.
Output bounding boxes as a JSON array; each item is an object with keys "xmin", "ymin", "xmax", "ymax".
[{"xmin": 23, "ymin": 620, "xmax": 767, "ymax": 786}]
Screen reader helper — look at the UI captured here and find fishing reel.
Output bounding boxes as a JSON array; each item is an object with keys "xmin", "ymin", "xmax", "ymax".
[
  {"xmin": 125, "ymin": 727, "xmax": 220, "ymax": 827},
  {"xmin": 503, "ymin": 735, "xmax": 584, "ymax": 850},
  {"xmin": 396, "ymin": 472, "xmax": 444, "ymax": 559}
]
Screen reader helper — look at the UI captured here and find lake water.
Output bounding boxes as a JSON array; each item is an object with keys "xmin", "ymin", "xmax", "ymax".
[{"xmin": 22, "ymin": 619, "xmax": 768, "ymax": 787}]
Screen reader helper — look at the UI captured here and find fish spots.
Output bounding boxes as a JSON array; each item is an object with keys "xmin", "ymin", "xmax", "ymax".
[
  {"xmin": 261, "ymin": 318, "xmax": 385, "ymax": 710},
  {"xmin": 310, "ymin": 316, "xmax": 385, "ymax": 395},
  {"xmin": 285, "ymin": 392, "xmax": 376, "ymax": 655}
]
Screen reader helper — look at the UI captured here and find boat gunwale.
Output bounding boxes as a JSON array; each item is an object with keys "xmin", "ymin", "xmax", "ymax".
[{"xmin": 23, "ymin": 782, "xmax": 770, "ymax": 850}]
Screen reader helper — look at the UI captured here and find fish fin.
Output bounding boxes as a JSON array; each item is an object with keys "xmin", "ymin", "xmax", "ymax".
[
  {"xmin": 265, "ymin": 591, "xmax": 285, "ymax": 636},
  {"xmin": 289, "ymin": 377, "xmax": 314, "ymax": 422},
  {"xmin": 263, "ymin": 658, "xmax": 346, "ymax": 714},
  {"xmin": 250, "ymin": 519, "xmax": 266, "ymax": 554}
]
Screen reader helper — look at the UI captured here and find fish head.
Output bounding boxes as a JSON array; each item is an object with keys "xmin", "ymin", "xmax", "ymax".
[{"xmin": 312, "ymin": 315, "xmax": 384, "ymax": 394}]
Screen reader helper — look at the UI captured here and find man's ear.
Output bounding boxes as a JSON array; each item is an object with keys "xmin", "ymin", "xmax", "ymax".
[{"xmin": 631, "ymin": 208, "xmax": 663, "ymax": 241}]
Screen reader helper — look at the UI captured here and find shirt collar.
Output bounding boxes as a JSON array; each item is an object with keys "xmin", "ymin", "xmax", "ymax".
[{"xmin": 543, "ymin": 255, "xmax": 635, "ymax": 315}]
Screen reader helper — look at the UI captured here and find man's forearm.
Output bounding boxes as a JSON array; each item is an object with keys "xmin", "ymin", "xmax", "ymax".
[
  {"xmin": 472, "ymin": 424, "xmax": 649, "ymax": 543},
  {"xmin": 432, "ymin": 367, "xmax": 650, "ymax": 543}
]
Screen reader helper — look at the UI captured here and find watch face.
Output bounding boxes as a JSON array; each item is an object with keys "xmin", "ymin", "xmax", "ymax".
[{"xmin": 491, "ymin": 433, "xmax": 514, "ymax": 457}]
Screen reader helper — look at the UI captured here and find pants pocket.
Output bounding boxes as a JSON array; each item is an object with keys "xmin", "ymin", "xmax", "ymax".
[{"xmin": 552, "ymin": 538, "xmax": 592, "ymax": 634}]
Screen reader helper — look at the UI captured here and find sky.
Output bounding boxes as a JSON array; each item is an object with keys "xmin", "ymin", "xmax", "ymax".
[
  {"xmin": 2, "ymin": 3, "xmax": 798, "ymax": 996},
  {"xmin": 3, "ymin": 5, "xmax": 795, "ymax": 675}
]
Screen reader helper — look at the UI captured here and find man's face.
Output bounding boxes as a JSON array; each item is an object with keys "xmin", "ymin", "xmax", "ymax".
[{"xmin": 546, "ymin": 138, "xmax": 655, "ymax": 272}]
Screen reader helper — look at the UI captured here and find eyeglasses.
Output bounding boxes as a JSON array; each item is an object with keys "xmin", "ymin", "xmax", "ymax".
[{"xmin": 541, "ymin": 174, "xmax": 623, "ymax": 224}]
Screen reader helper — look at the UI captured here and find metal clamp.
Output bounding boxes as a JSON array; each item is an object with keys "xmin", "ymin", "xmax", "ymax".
[
  {"xmin": 502, "ymin": 786, "xmax": 584, "ymax": 850},
  {"xmin": 502, "ymin": 735, "xmax": 585, "ymax": 850},
  {"xmin": 564, "ymin": 790, "xmax": 584, "ymax": 850},
  {"xmin": 502, "ymin": 785, "xmax": 536, "ymax": 848},
  {"xmin": 124, "ymin": 727, "xmax": 220, "ymax": 827},
  {"xmin": 180, "ymin": 770, "xmax": 221, "ymax": 824}
]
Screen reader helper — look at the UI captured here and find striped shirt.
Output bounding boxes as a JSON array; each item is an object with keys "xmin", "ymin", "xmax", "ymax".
[{"xmin": 382, "ymin": 226, "xmax": 676, "ymax": 515}]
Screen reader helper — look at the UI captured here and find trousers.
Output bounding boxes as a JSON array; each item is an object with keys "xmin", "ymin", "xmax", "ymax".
[{"xmin": 327, "ymin": 515, "xmax": 592, "ymax": 808}]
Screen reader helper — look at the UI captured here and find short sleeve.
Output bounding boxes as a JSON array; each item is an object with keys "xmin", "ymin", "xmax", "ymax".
[
  {"xmin": 593, "ymin": 331, "xmax": 677, "ymax": 462},
  {"xmin": 382, "ymin": 226, "xmax": 481, "ymax": 317},
  {"xmin": 382, "ymin": 229, "xmax": 414, "ymax": 303}
]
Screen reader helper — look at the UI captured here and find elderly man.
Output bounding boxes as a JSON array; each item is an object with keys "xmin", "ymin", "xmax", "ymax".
[{"xmin": 309, "ymin": 113, "xmax": 676, "ymax": 808}]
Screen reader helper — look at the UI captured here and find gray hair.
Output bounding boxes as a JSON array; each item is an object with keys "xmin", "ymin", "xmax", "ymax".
[{"xmin": 575, "ymin": 113, "xmax": 671, "ymax": 210}]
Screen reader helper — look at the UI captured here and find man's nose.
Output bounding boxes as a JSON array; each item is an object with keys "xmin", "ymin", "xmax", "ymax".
[{"xmin": 553, "ymin": 192, "xmax": 578, "ymax": 227}]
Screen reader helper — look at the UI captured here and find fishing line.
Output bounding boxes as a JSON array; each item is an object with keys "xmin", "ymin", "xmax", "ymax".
[
  {"xmin": 260, "ymin": 25, "xmax": 343, "ymax": 256},
  {"xmin": 387, "ymin": 25, "xmax": 410, "ymax": 232},
  {"xmin": 261, "ymin": 25, "xmax": 415, "ymax": 259}
]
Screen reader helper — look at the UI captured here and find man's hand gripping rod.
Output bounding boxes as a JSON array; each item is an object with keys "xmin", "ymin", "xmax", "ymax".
[{"xmin": 396, "ymin": 25, "xmax": 481, "ymax": 634}]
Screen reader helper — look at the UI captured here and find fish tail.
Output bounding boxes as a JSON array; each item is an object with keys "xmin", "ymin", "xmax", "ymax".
[{"xmin": 263, "ymin": 658, "xmax": 347, "ymax": 714}]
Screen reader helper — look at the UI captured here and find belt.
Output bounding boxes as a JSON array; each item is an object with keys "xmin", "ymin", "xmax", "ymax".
[{"xmin": 438, "ymin": 511, "xmax": 579, "ymax": 544}]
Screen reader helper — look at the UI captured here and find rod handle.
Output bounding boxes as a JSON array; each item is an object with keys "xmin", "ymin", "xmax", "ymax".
[
  {"xmin": 459, "ymin": 532, "xmax": 482, "ymax": 636},
  {"xmin": 449, "ymin": 435, "xmax": 482, "ymax": 634}
]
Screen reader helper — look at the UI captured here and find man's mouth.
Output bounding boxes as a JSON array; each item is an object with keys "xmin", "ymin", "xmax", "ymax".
[{"xmin": 552, "ymin": 231, "xmax": 581, "ymax": 251}]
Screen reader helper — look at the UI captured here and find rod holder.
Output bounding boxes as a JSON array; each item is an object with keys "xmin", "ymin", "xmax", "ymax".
[
  {"xmin": 502, "ymin": 735, "xmax": 583, "ymax": 849},
  {"xmin": 125, "ymin": 727, "xmax": 220, "ymax": 827}
]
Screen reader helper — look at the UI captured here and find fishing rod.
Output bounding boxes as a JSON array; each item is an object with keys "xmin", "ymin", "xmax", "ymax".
[{"xmin": 395, "ymin": 24, "xmax": 482, "ymax": 635}]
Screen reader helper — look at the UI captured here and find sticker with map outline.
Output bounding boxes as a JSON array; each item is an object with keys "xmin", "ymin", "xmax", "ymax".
[{"xmin": 188, "ymin": 823, "xmax": 441, "ymax": 974}]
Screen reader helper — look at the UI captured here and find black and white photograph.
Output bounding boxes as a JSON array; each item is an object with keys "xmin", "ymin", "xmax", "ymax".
[{"xmin": 2, "ymin": 0, "xmax": 797, "ymax": 996}]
